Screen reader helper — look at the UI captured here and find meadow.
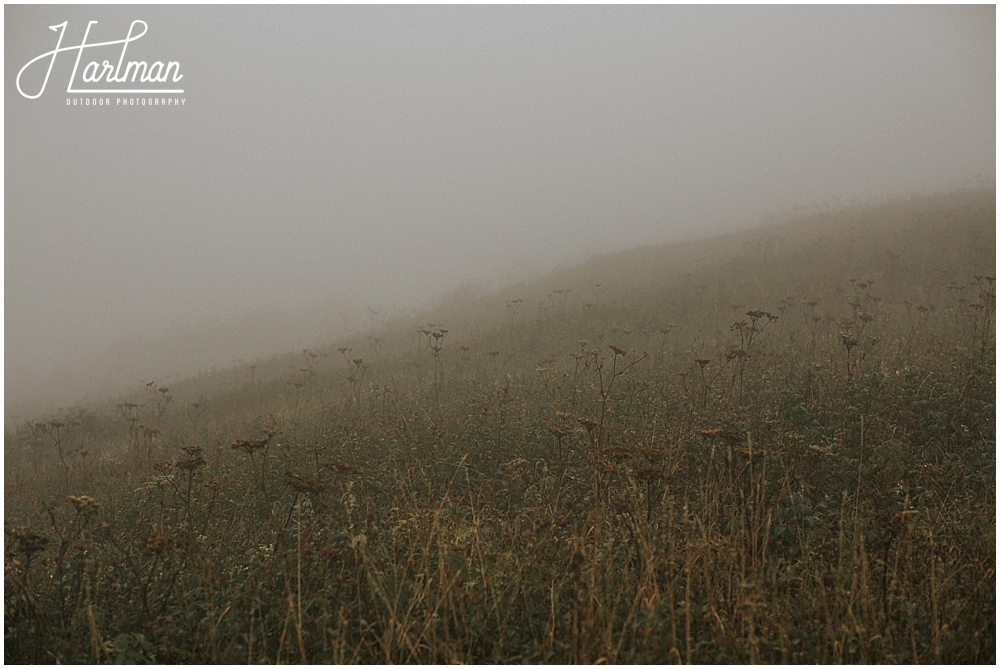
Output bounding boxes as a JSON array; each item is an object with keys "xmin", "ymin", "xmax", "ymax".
[{"xmin": 4, "ymin": 188, "xmax": 995, "ymax": 663}]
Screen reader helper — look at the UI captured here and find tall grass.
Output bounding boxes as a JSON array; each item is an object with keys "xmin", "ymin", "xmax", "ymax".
[{"xmin": 5, "ymin": 189, "xmax": 994, "ymax": 663}]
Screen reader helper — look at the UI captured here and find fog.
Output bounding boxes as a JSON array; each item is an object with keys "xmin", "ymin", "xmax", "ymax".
[{"xmin": 5, "ymin": 5, "xmax": 995, "ymax": 416}]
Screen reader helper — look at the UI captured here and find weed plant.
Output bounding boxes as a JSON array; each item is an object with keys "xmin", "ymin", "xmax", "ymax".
[{"xmin": 4, "ymin": 189, "xmax": 995, "ymax": 663}]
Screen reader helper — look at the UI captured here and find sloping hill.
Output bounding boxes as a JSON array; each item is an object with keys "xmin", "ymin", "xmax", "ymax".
[
  {"xmin": 5, "ymin": 188, "xmax": 994, "ymax": 663},
  {"xmin": 112, "ymin": 187, "xmax": 993, "ymax": 418}
]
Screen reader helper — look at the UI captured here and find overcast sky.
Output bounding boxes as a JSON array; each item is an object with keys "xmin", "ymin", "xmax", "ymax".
[{"xmin": 5, "ymin": 5, "xmax": 995, "ymax": 413}]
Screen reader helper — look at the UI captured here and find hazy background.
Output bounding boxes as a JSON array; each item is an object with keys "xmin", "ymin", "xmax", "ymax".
[{"xmin": 5, "ymin": 5, "xmax": 995, "ymax": 416}]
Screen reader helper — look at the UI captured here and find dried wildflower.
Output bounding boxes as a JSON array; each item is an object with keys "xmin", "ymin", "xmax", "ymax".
[
  {"xmin": 548, "ymin": 424, "xmax": 574, "ymax": 437},
  {"xmin": 695, "ymin": 358, "xmax": 711, "ymax": 368},
  {"xmin": 232, "ymin": 438, "xmax": 266, "ymax": 454},
  {"xmin": 323, "ymin": 460, "xmax": 362, "ymax": 475},
  {"xmin": 285, "ymin": 472, "xmax": 323, "ymax": 494},
  {"xmin": 634, "ymin": 467, "xmax": 664, "ymax": 483},
  {"xmin": 8, "ymin": 525, "xmax": 48, "ymax": 556},
  {"xmin": 153, "ymin": 461, "xmax": 173, "ymax": 474},
  {"xmin": 176, "ymin": 456, "xmax": 206, "ymax": 471},
  {"xmin": 609, "ymin": 344, "xmax": 628, "ymax": 357},
  {"xmin": 139, "ymin": 533, "xmax": 173, "ymax": 555},
  {"xmin": 696, "ymin": 428, "xmax": 745, "ymax": 444},
  {"xmin": 554, "ymin": 411, "xmax": 573, "ymax": 420},
  {"xmin": 181, "ymin": 445, "xmax": 202, "ymax": 456},
  {"xmin": 578, "ymin": 417, "xmax": 600, "ymax": 431},
  {"xmin": 839, "ymin": 332, "xmax": 857, "ymax": 351},
  {"xmin": 637, "ymin": 446, "xmax": 664, "ymax": 462},
  {"xmin": 594, "ymin": 458, "xmax": 616, "ymax": 473},
  {"xmin": 602, "ymin": 446, "xmax": 632, "ymax": 462},
  {"xmin": 67, "ymin": 495, "xmax": 99, "ymax": 513}
]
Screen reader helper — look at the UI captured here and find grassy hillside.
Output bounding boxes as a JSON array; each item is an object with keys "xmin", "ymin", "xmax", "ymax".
[{"xmin": 5, "ymin": 188, "xmax": 995, "ymax": 663}]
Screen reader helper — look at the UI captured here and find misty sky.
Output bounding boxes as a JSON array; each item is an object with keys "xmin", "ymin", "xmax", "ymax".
[{"xmin": 4, "ymin": 5, "xmax": 995, "ymax": 413}]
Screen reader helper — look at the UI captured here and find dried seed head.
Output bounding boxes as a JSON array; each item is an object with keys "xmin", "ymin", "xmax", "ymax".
[
  {"xmin": 139, "ymin": 533, "xmax": 173, "ymax": 555},
  {"xmin": 839, "ymin": 332, "xmax": 857, "ymax": 351},
  {"xmin": 696, "ymin": 428, "xmax": 745, "ymax": 444},
  {"xmin": 232, "ymin": 438, "xmax": 266, "ymax": 454},
  {"xmin": 548, "ymin": 424, "xmax": 574, "ymax": 437},
  {"xmin": 594, "ymin": 458, "xmax": 616, "ymax": 472},
  {"xmin": 602, "ymin": 446, "xmax": 632, "ymax": 462},
  {"xmin": 67, "ymin": 495, "xmax": 99, "ymax": 513},
  {"xmin": 176, "ymin": 456, "xmax": 206, "ymax": 471},
  {"xmin": 323, "ymin": 460, "xmax": 362, "ymax": 475},
  {"xmin": 8, "ymin": 525, "xmax": 49, "ymax": 556},
  {"xmin": 634, "ymin": 466, "xmax": 664, "ymax": 483},
  {"xmin": 284, "ymin": 472, "xmax": 323, "ymax": 494},
  {"xmin": 637, "ymin": 446, "xmax": 664, "ymax": 462}
]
